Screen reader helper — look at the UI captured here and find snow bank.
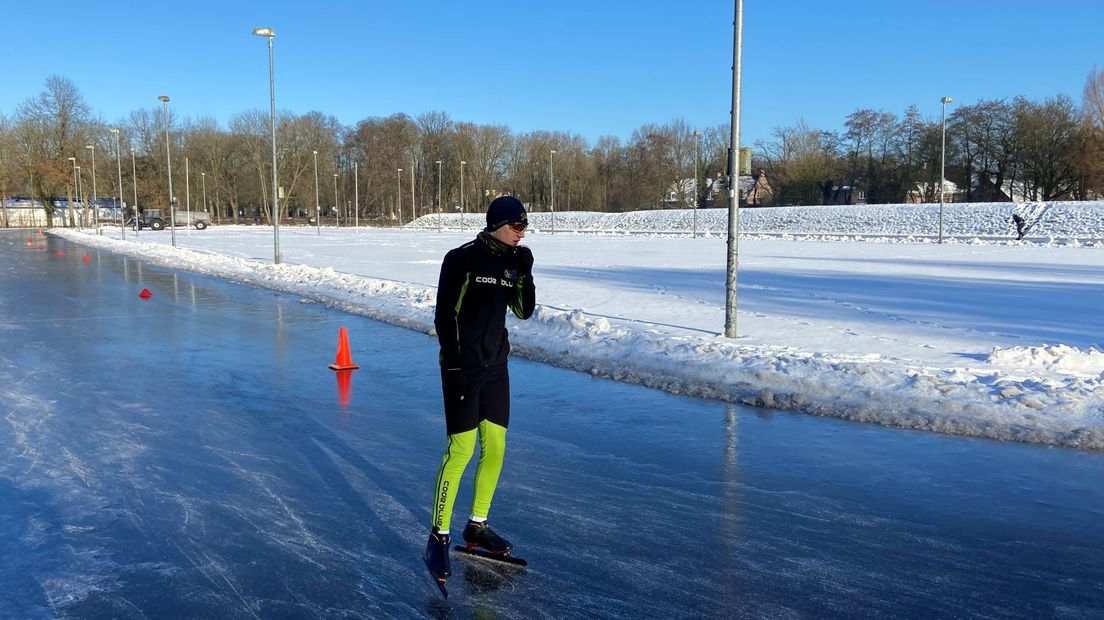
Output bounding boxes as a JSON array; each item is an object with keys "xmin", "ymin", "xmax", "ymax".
[{"xmin": 416, "ymin": 201, "xmax": 1104, "ymax": 243}]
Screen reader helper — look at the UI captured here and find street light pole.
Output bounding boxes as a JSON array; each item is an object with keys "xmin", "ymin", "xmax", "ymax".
[
  {"xmin": 435, "ymin": 159, "xmax": 442, "ymax": 232},
  {"xmin": 397, "ymin": 168, "xmax": 403, "ymax": 226},
  {"xmin": 67, "ymin": 157, "xmax": 78, "ymax": 228},
  {"xmin": 86, "ymin": 143, "xmax": 97, "ymax": 228},
  {"xmin": 76, "ymin": 166, "xmax": 83, "ymax": 228},
  {"xmin": 353, "ymin": 160, "xmax": 359, "ymax": 231},
  {"xmin": 158, "ymin": 95, "xmax": 176, "ymax": 247},
  {"xmin": 130, "ymin": 148, "xmax": 139, "ymax": 238},
  {"xmin": 313, "ymin": 149, "xmax": 320, "ymax": 235},
  {"xmin": 333, "ymin": 172, "xmax": 339, "ymax": 228},
  {"xmin": 252, "ymin": 27, "xmax": 280, "ymax": 263},
  {"xmin": 550, "ymin": 149, "xmax": 556, "ymax": 234},
  {"xmin": 460, "ymin": 160, "xmax": 466, "ymax": 229},
  {"xmin": 693, "ymin": 130, "xmax": 702, "ymax": 238},
  {"xmin": 201, "ymin": 172, "xmax": 208, "ymax": 215},
  {"xmin": 725, "ymin": 0, "xmax": 744, "ymax": 339},
  {"xmin": 111, "ymin": 129, "xmax": 124, "ymax": 239},
  {"xmin": 184, "ymin": 157, "xmax": 191, "ymax": 228},
  {"xmin": 939, "ymin": 96, "xmax": 953, "ymax": 245}
]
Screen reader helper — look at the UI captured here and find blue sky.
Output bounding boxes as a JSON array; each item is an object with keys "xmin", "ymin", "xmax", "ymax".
[{"xmin": 3, "ymin": 0, "xmax": 1101, "ymax": 146}]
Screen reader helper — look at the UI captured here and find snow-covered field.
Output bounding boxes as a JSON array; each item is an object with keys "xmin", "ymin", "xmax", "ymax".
[{"xmin": 51, "ymin": 201, "xmax": 1104, "ymax": 449}]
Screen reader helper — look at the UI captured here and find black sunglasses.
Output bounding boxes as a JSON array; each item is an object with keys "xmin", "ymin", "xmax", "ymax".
[{"xmin": 507, "ymin": 222, "xmax": 528, "ymax": 232}]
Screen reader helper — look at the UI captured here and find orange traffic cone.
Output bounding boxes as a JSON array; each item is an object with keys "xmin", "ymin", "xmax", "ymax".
[
  {"xmin": 139, "ymin": 288, "xmax": 152, "ymax": 299},
  {"xmin": 329, "ymin": 326, "xmax": 360, "ymax": 370}
]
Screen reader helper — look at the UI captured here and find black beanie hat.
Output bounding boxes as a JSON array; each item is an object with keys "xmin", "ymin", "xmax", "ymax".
[{"xmin": 485, "ymin": 196, "xmax": 528, "ymax": 232}]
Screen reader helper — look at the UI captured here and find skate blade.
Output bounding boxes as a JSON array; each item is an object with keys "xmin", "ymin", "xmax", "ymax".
[
  {"xmin": 423, "ymin": 558, "xmax": 449, "ymax": 598},
  {"xmin": 454, "ymin": 545, "xmax": 528, "ymax": 567}
]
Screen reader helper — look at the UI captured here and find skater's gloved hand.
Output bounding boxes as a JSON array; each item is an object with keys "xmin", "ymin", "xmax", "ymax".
[
  {"xmin": 442, "ymin": 368, "xmax": 467, "ymax": 401},
  {"xmin": 515, "ymin": 246, "xmax": 534, "ymax": 276}
]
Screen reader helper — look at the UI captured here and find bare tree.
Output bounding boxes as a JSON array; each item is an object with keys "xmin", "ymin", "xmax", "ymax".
[{"xmin": 15, "ymin": 76, "xmax": 93, "ymax": 226}]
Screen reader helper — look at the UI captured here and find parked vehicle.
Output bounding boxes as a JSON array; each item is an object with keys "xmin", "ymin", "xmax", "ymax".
[
  {"xmin": 126, "ymin": 209, "xmax": 211, "ymax": 230},
  {"xmin": 126, "ymin": 210, "xmax": 166, "ymax": 231},
  {"xmin": 174, "ymin": 210, "xmax": 211, "ymax": 230}
]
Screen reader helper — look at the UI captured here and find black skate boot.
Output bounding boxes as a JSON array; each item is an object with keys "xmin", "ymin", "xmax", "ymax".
[
  {"xmin": 423, "ymin": 530, "xmax": 451, "ymax": 597},
  {"xmin": 462, "ymin": 519, "xmax": 512, "ymax": 555}
]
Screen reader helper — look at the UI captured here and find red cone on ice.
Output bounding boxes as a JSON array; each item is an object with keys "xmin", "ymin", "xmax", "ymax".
[
  {"xmin": 328, "ymin": 326, "xmax": 360, "ymax": 370},
  {"xmin": 139, "ymin": 288, "xmax": 152, "ymax": 299},
  {"xmin": 56, "ymin": 250, "xmax": 64, "ymax": 256},
  {"xmin": 82, "ymin": 255, "xmax": 91, "ymax": 263}
]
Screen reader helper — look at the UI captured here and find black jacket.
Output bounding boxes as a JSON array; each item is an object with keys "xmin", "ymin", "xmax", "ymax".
[{"xmin": 434, "ymin": 234, "xmax": 536, "ymax": 369}]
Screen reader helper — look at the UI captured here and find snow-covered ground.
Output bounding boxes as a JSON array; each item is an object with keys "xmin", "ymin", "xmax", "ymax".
[{"xmin": 51, "ymin": 201, "xmax": 1104, "ymax": 449}]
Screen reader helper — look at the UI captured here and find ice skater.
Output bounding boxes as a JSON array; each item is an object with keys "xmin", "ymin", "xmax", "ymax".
[{"xmin": 423, "ymin": 195, "xmax": 536, "ymax": 596}]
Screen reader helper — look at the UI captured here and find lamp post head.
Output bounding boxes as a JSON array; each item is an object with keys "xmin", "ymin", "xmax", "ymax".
[
  {"xmin": 86, "ymin": 144, "xmax": 93, "ymax": 150},
  {"xmin": 461, "ymin": 160, "xmax": 466, "ymax": 165},
  {"xmin": 313, "ymin": 150, "xmax": 318, "ymax": 155},
  {"xmin": 550, "ymin": 149, "xmax": 557, "ymax": 155},
  {"xmin": 398, "ymin": 168, "xmax": 403, "ymax": 173},
  {"xmin": 158, "ymin": 95, "xmax": 169, "ymax": 103},
  {"xmin": 941, "ymin": 96, "xmax": 953, "ymax": 104},
  {"xmin": 110, "ymin": 128, "xmax": 119, "ymax": 134},
  {"xmin": 252, "ymin": 27, "xmax": 275, "ymax": 38},
  {"xmin": 68, "ymin": 157, "xmax": 76, "ymax": 163}
]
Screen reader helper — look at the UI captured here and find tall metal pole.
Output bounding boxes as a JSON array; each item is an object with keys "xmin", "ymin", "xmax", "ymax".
[
  {"xmin": 435, "ymin": 159, "xmax": 442, "ymax": 232},
  {"xmin": 410, "ymin": 164, "xmax": 415, "ymax": 224},
  {"xmin": 333, "ymin": 172, "xmax": 339, "ymax": 228},
  {"xmin": 313, "ymin": 150, "xmax": 320, "ymax": 235},
  {"xmin": 130, "ymin": 148, "xmax": 139, "ymax": 238},
  {"xmin": 201, "ymin": 172, "xmax": 208, "ymax": 214},
  {"xmin": 693, "ymin": 130, "xmax": 701, "ymax": 238},
  {"xmin": 253, "ymin": 28, "xmax": 280, "ymax": 263},
  {"xmin": 725, "ymin": 0, "xmax": 743, "ymax": 339},
  {"xmin": 67, "ymin": 157, "xmax": 77, "ymax": 228},
  {"xmin": 111, "ymin": 129, "xmax": 124, "ymax": 239},
  {"xmin": 397, "ymin": 168, "xmax": 403, "ymax": 226},
  {"xmin": 159, "ymin": 95, "xmax": 176, "ymax": 247},
  {"xmin": 353, "ymin": 160, "xmax": 359, "ymax": 231},
  {"xmin": 184, "ymin": 157, "xmax": 191, "ymax": 223},
  {"xmin": 75, "ymin": 164, "xmax": 83, "ymax": 228},
  {"xmin": 939, "ymin": 96, "xmax": 952, "ymax": 244},
  {"xmin": 460, "ymin": 160, "xmax": 466, "ymax": 229},
  {"xmin": 86, "ymin": 144, "xmax": 98, "ymax": 227},
  {"xmin": 550, "ymin": 149, "xmax": 556, "ymax": 234}
]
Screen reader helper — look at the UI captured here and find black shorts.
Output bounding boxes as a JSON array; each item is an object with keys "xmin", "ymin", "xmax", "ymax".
[{"xmin": 441, "ymin": 363, "xmax": 510, "ymax": 435}]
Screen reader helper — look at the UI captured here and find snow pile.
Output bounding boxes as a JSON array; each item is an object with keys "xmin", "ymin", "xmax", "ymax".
[
  {"xmin": 988, "ymin": 345, "xmax": 1104, "ymax": 377},
  {"xmin": 50, "ymin": 201, "xmax": 1104, "ymax": 450}
]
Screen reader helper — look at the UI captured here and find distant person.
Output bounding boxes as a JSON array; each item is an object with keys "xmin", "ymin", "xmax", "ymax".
[
  {"xmin": 1012, "ymin": 213, "xmax": 1026, "ymax": 240},
  {"xmin": 423, "ymin": 195, "xmax": 536, "ymax": 591}
]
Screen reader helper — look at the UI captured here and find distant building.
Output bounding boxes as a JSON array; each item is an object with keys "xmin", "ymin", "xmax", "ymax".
[
  {"xmin": 1, "ymin": 196, "xmax": 120, "ymax": 227},
  {"xmin": 820, "ymin": 179, "xmax": 867, "ymax": 205},
  {"xmin": 664, "ymin": 171, "xmax": 773, "ymax": 208},
  {"xmin": 905, "ymin": 180, "xmax": 961, "ymax": 204}
]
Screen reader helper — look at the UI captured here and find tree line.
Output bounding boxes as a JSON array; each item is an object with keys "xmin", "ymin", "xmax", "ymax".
[
  {"xmin": 0, "ymin": 76, "xmax": 735, "ymax": 226},
  {"xmin": 758, "ymin": 67, "xmax": 1104, "ymax": 206},
  {"xmin": 2, "ymin": 71, "xmax": 1103, "ymax": 228}
]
